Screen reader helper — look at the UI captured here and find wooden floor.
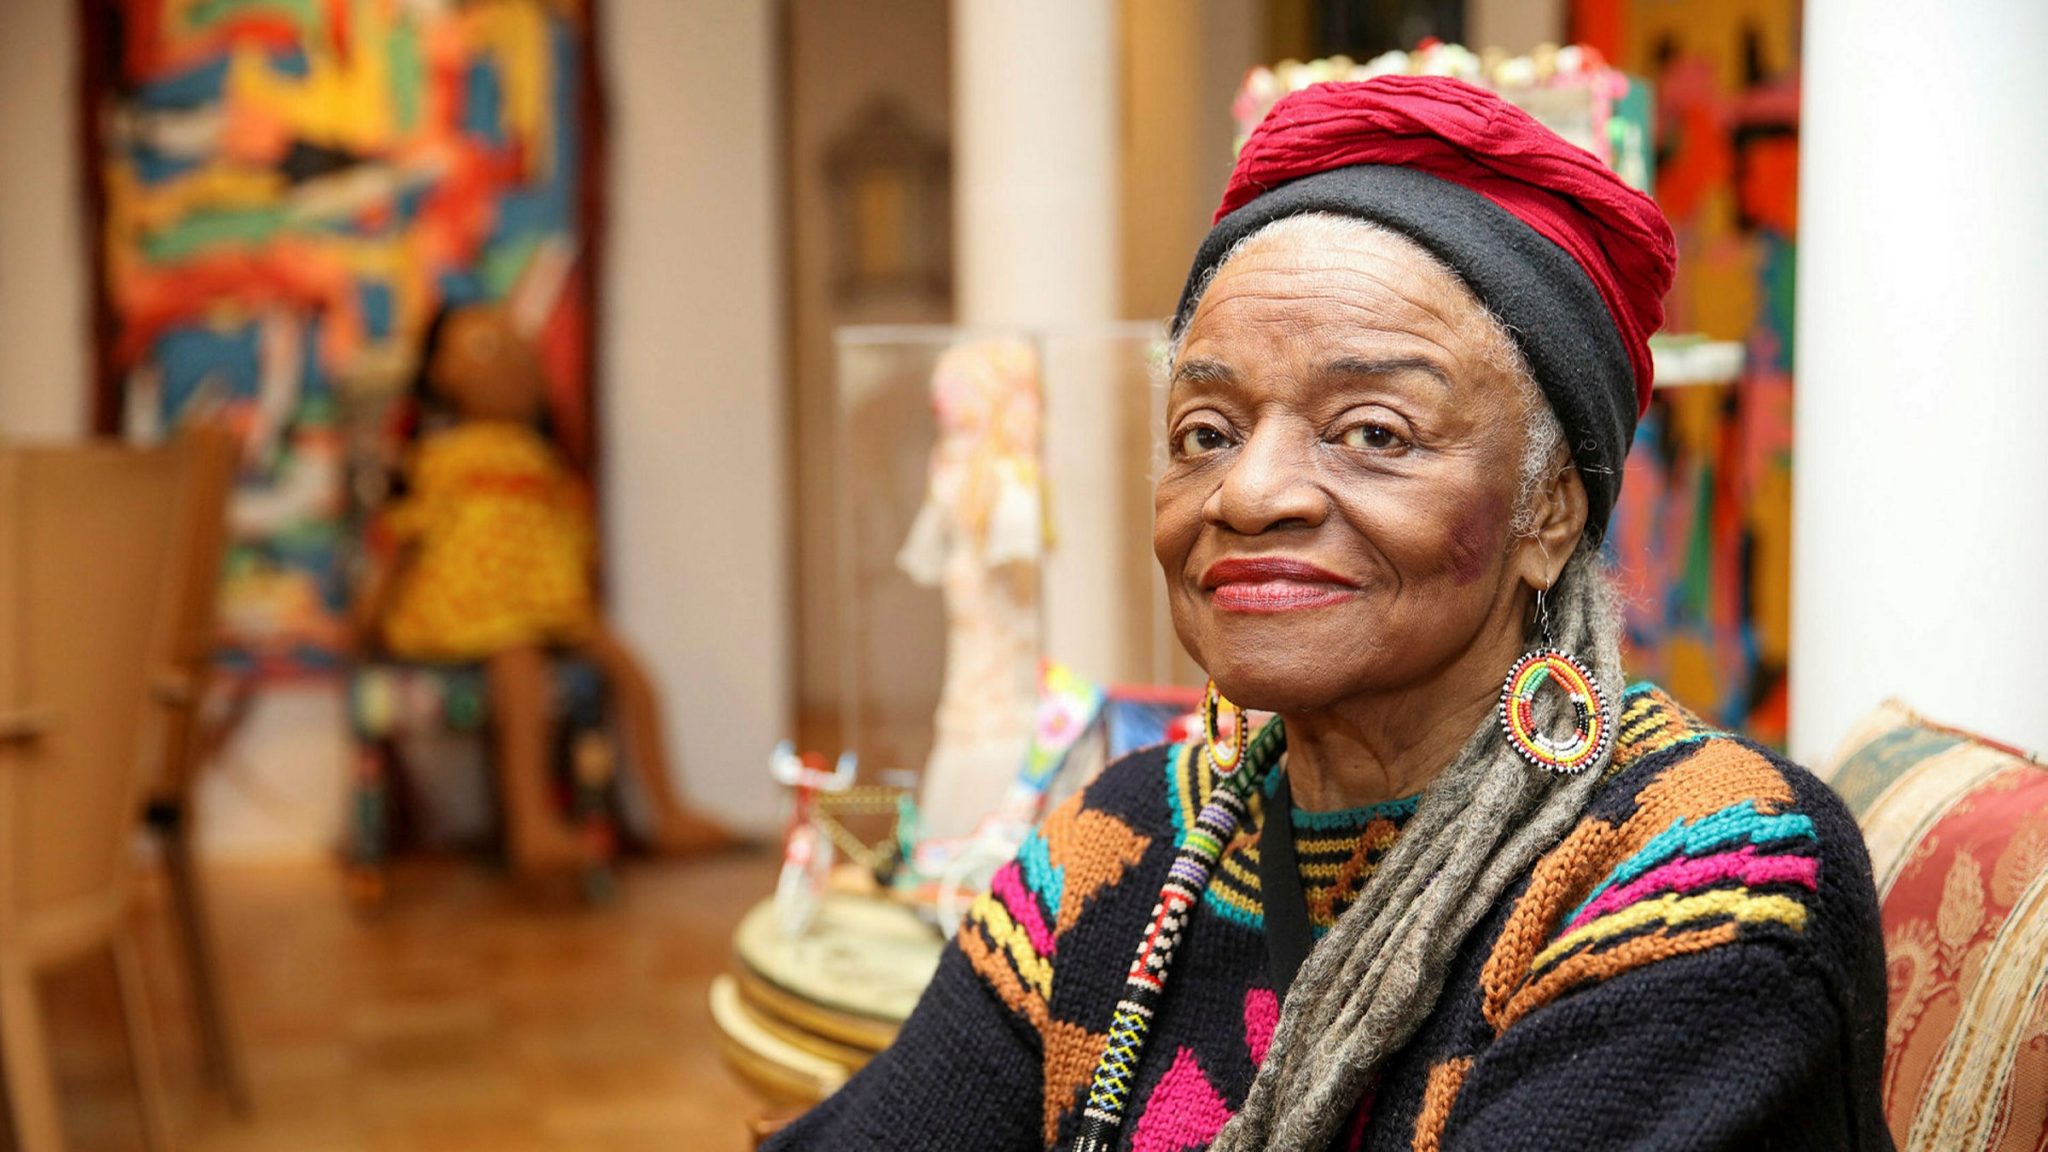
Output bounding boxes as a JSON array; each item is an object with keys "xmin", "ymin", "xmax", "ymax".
[{"xmin": 34, "ymin": 848, "xmax": 783, "ymax": 1152}]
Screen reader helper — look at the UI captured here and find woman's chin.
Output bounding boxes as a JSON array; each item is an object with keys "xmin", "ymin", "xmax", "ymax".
[
  {"xmin": 1189, "ymin": 611, "xmax": 1439, "ymax": 715},
  {"xmin": 1198, "ymin": 649, "xmax": 1361, "ymax": 715}
]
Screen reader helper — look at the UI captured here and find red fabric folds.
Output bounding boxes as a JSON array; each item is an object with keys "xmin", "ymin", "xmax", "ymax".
[{"xmin": 1219, "ymin": 75, "xmax": 1677, "ymax": 413}]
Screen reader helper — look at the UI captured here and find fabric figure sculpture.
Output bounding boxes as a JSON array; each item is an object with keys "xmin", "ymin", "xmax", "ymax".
[
  {"xmin": 896, "ymin": 338, "xmax": 1048, "ymax": 841},
  {"xmin": 363, "ymin": 303, "xmax": 729, "ymax": 872}
]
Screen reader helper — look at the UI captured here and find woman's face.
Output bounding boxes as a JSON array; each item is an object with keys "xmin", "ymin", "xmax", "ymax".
[{"xmin": 1154, "ymin": 224, "xmax": 1546, "ymax": 714}]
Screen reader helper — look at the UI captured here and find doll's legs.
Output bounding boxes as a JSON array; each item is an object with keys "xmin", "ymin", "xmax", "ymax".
[
  {"xmin": 487, "ymin": 645, "xmax": 600, "ymax": 872},
  {"xmin": 573, "ymin": 627, "xmax": 735, "ymax": 855}
]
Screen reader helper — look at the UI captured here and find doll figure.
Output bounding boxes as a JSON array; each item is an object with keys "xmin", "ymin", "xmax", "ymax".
[
  {"xmin": 895, "ymin": 339, "xmax": 1046, "ymax": 841},
  {"xmin": 365, "ymin": 303, "xmax": 730, "ymax": 873}
]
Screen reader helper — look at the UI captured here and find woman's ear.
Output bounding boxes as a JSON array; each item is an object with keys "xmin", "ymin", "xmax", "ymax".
[{"xmin": 1511, "ymin": 459, "xmax": 1588, "ymax": 592}]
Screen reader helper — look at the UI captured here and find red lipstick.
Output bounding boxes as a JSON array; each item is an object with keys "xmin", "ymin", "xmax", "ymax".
[{"xmin": 1200, "ymin": 557, "xmax": 1359, "ymax": 614}]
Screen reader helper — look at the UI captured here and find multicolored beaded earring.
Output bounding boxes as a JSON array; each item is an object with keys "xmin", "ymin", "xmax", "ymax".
[
  {"xmin": 1203, "ymin": 680, "xmax": 1249, "ymax": 777},
  {"xmin": 1497, "ymin": 588, "xmax": 1612, "ymax": 774}
]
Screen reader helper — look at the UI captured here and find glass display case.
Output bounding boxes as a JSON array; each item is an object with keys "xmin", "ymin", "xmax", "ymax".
[{"xmin": 830, "ymin": 323, "xmax": 1200, "ymax": 841}]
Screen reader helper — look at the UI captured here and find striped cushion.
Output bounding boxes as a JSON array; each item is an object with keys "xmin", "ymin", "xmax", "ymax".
[{"xmin": 1818, "ymin": 701, "xmax": 2048, "ymax": 1152}]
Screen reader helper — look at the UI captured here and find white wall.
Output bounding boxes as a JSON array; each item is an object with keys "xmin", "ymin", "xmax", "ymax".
[
  {"xmin": 602, "ymin": 0, "xmax": 789, "ymax": 834},
  {"xmin": 1792, "ymin": 0, "xmax": 2048, "ymax": 762},
  {"xmin": 0, "ymin": 0, "xmax": 88, "ymax": 439},
  {"xmin": 197, "ymin": 691, "xmax": 352, "ymax": 861}
]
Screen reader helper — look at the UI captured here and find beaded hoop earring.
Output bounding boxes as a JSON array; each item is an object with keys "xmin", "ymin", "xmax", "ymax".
[
  {"xmin": 1497, "ymin": 647, "xmax": 1612, "ymax": 774},
  {"xmin": 1203, "ymin": 680, "xmax": 1249, "ymax": 777}
]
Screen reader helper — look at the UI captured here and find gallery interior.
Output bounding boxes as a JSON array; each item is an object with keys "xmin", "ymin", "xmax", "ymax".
[{"xmin": 0, "ymin": 0, "xmax": 2043, "ymax": 1148}]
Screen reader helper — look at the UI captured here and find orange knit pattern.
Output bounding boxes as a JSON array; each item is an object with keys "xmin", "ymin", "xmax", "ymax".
[
  {"xmin": 1411, "ymin": 1057, "xmax": 1474, "ymax": 1152},
  {"xmin": 1041, "ymin": 1018, "xmax": 1110, "ymax": 1146},
  {"xmin": 1499, "ymin": 920, "xmax": 1741, "ymax": 1031},
  {"xmin": 959, "ymin": 909, "xmax": 1113, "ymax": 1144},
  {"xmin": 1481, "ymin": 694, "xmax": 1800, "ymax": 1032},
  {"xmin": 959, "ymin": 922, "xmax": 1048, "ymax": 1028},
  {"xmin": 960, "ymin": 791, "xmax": 1152, "ymax": 1146},
  {"xmin": 1045, "ymin": 805, "xmax": 1152, "ymax": 936}
]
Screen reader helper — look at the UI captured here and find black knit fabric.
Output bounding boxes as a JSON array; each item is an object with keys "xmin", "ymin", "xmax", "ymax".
[
  {"xmin": 1170, "ymin": 165, "xmax": 1640, "ymax": 542},
  {"xmin": 764, "ymin": 686, "xmax": 1893, "ymax": 1152}
]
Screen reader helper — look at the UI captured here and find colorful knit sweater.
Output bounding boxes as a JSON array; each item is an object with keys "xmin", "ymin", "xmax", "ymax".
[{"xmin": 767, "ymin": 685, "xmax": 1893, "ymax": 1151}]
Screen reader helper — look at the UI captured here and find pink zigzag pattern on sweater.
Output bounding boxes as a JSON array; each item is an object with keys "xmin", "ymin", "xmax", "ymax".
[
  {"xmin": 1130, "ymin": 1047, "xmax": 1234, "ymax": 1152},
  {"xmin": 991, "ymin": 862, "xmax": 1057, "ymax": 957},
  {"xmin": 1565, "ymin": 844, "xmax": 1819, "ymax": 934}
]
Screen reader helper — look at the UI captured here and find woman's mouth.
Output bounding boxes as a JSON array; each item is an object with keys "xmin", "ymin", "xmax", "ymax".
[{"xmin": 1200, "ymin": 557, "xmax": 1359, "ymax": 614}]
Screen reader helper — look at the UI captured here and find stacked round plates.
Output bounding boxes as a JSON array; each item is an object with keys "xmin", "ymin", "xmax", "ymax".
[{"xmin": 711, "ymin": 893, "xmax": 946, "ymax": 1107}]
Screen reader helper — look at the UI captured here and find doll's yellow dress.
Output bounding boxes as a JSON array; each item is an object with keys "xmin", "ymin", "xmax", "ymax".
[{"xmin": 379, "ymin": 422, "xmax": 597, "ymax": 661}]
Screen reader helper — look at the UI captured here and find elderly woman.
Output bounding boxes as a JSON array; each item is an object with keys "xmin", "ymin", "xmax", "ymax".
[{"xmin": 768, "ymin": 77, "xmax": 1889, "ymax": 1151}]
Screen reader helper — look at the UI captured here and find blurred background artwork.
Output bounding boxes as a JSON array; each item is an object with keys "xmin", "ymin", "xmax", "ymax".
[
  {"xmin": 1583, "ymin": 0, "xmax": 1801, "ymax": 744},
  {"xmin": 81, "ymin": 0, "xmax": 603, "ymax": 678}
]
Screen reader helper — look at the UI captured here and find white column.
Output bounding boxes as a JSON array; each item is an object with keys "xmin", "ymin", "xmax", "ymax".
[
  {"xmin": 952, "ymin": 0, "xmax": 1124, "ymax": 684},
  {"xmin": 952, "ymin": 0, "xmax": 1118, "ymax": 328},
  {"xmin": 1791, "ymin": 0, "xmax": 2048, "ymax": 763}
]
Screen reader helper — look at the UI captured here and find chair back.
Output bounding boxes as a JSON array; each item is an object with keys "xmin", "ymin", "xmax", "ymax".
[
  {"xmin": 0, "ymin": 442, "xmax": 184, "ymax": 954},
  {"xmin": 150, "ymin": 421, "xmax": 239, "ymax": 802}
]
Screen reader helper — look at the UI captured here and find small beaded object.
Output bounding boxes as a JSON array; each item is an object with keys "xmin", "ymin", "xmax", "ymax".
[
  {"xmin": 1202, "ymin": 680, "xmax": 1249, "ymax": 778},
  {"xmin": 1497, "ymin": 647, "xmax": 1612, "ymax": 774}
]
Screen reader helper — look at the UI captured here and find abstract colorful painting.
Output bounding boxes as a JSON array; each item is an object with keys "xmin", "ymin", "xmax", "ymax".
[
  {"xmin": 1579, "ymin": 0, "xmax": 1799, "ymax": 745},
  {"xmin": 82, "ymin": 0, "xmax": 603, "ymax": 677}
]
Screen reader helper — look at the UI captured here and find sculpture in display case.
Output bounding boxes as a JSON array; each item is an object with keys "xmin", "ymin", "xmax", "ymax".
[{"xmin": 893, "ymin": 339, "xmax": 1047, "ymax": 841}]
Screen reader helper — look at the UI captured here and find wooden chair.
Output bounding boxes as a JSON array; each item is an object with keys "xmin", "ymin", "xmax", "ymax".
[
  {"xmin": 138, "ymin": 421, "xmax": 253, "ymax": 1114},
  {"xmin": 0, "ymin": 441, "xmax": 189, "ymax": 1152}
]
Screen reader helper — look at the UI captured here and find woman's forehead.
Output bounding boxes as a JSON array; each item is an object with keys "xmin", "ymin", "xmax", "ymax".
[
  {"xmin": 1180, "ymin": 231, "xmax": 1492, "ymax": 375},
  {"xmin": 1203, "ymin": 224, "xmax": 1473, "ymax": 315}
]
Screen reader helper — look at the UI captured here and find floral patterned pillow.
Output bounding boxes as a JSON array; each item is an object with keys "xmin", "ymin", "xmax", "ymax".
[{"xmin": 1819, "ymin": 700, "xmax": 2048, "ymax": 1152}]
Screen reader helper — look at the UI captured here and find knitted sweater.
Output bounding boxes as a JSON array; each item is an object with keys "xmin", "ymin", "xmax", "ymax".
[{"xmin": 766, "ymin": 685, "xmax": 1893, "ymax": 1151}]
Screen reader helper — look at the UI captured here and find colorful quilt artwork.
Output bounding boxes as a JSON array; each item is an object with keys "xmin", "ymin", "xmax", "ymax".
[
  {"xmin": 82, "ymin": 0, "xmax": 602, "ymax": 677},
  {"xmin": 1578, "ymin": 0, "xmax": 1800, "ymax": 745}
]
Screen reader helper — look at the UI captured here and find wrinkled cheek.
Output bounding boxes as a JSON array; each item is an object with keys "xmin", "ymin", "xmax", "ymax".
[
  {"xmin": 1151, "ymin": 475, "xmax": 1203, "ymax": 582},
  {"xmin": 1153, "ymin": 483, "xmax": 1207, "ymax": 665},
  {"xmin": 1164, "ymin": 586, "xmax": 1206, "ymax": 671}
]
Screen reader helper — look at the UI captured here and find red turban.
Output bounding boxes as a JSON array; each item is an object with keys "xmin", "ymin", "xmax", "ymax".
[{"xmin": 1217, "ymin": 75, "xmax": 1676, "ymax": 414}]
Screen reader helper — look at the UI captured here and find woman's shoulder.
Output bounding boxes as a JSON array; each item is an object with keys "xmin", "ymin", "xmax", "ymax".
[
  {"xmin": 1585, "ymin": 682, "xmax": 1875, "ymax": 905},
  {"xmin": 959, "ymin": 743, "xmax": 1186, "ymax": 964},
  {"xmin": 953, "ymin": 745, "xmax": 1182, "ymax": 1020},
  {"xmin": 1477, "ymin": 683, "xmax": 1883, "ymax": 1032},
  {"xmin": 1053, "ymin": 739, "xmax": 1200, "ymax": 840},
  {"xmin": 1592, "ymin": 682, "xmax": 1864, "ymax": 864}
]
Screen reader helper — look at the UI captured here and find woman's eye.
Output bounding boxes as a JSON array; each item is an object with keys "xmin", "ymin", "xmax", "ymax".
[
  {"xmin": 1340, "ymin": 422, "xmax": 1404, "ymax": 451},
  {"xmin": 1177, "ymin": 425, "xmax": 1230, "ymax": 456}
]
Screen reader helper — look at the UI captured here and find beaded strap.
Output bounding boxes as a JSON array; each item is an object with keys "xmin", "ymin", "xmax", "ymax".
[{"xmin": 1062, "ymin": 720, "xmax": 1285, "ymax": 1151}]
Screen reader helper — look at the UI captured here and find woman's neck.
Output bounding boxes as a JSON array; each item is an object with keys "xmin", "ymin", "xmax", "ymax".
[{"xmin": 1278, "ymin": 626, "xmax": 1523, "ymax": 813}]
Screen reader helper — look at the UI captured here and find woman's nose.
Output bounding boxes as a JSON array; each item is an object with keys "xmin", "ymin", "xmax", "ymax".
[{"xmin": 1205, "ymin": 421, "xmax": 1327, "ymax": 535}]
